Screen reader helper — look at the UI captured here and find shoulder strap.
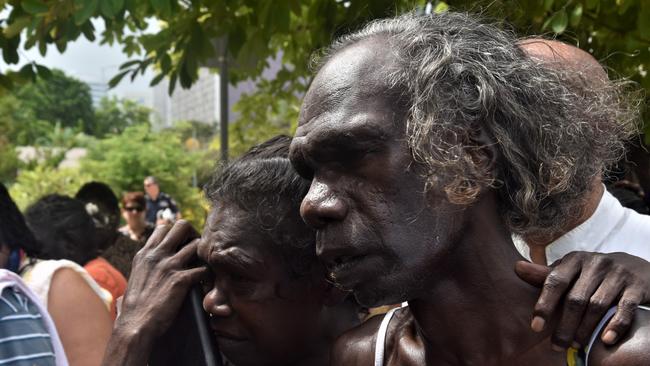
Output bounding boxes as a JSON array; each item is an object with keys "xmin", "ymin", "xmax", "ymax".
[
  {"xmin": 374, "ymin": 307, "xmax": 400, "ymax": 366},
  {"xmin": 583, "ymin": 305, "xmax": 650, "ymax": 366}
]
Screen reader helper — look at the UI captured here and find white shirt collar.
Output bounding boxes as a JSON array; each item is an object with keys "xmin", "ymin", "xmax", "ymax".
[{"xmin": 544, "ymin": 188, "xmax": 626, "ymax": 264}]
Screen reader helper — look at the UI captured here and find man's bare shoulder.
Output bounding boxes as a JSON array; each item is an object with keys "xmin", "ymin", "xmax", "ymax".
[
  {"xmin": 330, "ymin": 313, "xmax": 384, "ymax": 365},
  {"xmin": 589, "ymin": 308, "xmax": 650, "ymax": 366}
]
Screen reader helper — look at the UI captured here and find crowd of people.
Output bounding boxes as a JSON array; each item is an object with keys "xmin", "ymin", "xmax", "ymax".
[{"xmin": 1, "ymin": 9, "xmax": 650, "ymax": 366}]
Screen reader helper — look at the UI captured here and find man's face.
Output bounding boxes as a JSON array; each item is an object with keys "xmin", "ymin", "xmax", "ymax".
[
  {"xmin": 198, "ymin": 204, "xmax": 327, "ymax": 366},
  {"xmin": 144, "ymin": 180, "xmax": 159, "ymax": 197},
  {"xmin": 290, "ymin": 38, "xmax": 463, "ymax": 307}
]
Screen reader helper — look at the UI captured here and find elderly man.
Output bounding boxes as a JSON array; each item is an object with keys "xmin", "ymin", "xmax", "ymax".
[{"xmin": 290, "ymin": 11, "xmax": 650, "ymax": 365}]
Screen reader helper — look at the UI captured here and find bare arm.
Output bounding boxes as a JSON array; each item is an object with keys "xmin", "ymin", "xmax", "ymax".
[
  {"xmin": 102, "ymin": 221, "xmax": 206, "ymax": 366},
  {"xmin": 589, "ymin": 309, "xmax": 650, "ymax": 366},
  {"xmin": 48, "ymin": 268, "xmax": 113, "ymax": 366}
]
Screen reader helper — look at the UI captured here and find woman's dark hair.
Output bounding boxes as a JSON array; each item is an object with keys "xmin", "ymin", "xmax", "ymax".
[
  {"xmin": 121, "ymin": 191, "xmax": 146, "ymax": 209},
  {"xmin": 24, "ymin": 194, "xmax": 99, "ymax": 266},
  {"xmin": 204, "ymin": 135, "xmax": 317, "ymax": 278},
  {"xmin": 0, "ymin": 183, "xmax": 39, "ymax": 256},
  {"xmin": 75, "ymin": 181, "xmax": 120, "ymax": 251}
]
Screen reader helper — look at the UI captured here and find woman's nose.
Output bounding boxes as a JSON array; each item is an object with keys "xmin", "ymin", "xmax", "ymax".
[{"xmin": 203, "ymin": 287, "xmax": 233, "ymax": 317}]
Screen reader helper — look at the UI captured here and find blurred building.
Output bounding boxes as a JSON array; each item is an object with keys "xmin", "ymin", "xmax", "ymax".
[
  {"xmin": 153, "ymin": 68, "xmax": 220, "ymax": 128},
  {"xmin": 152, "ymin": 54, "xmax": 283, "ymax": 129},
  {"xmin": 87, "ymin": 81, "xmax": 109, "ymax": 107}
]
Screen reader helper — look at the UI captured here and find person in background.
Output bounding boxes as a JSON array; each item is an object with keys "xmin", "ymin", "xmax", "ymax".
[
  {"xmin": 2, "ymin": 187, "xmax": 111, "ymax": 366},
  {"xmin": 74, "ymin": 181, "xmax": 141, "ymax": 278},
  {"xmin": 75, "ymin": 182, "xmax": 121, "ymax": 253},
  {"xmin": 23, "ymin": 194, "xmax": 126, "ymax": 317},
  {"xmin": 103, "ymin": 136, "xmax": 362, "ymax": 366},
  {"xmin": 118, "ymin": 191, "xmax": 154, "ymax": 243},
  {"xmin": 143, "ymin": 176, "xmax": 180, "ymax": 225},
  {"xmin": 0, "ymin": 183, "xmax": 68, "ymax": 365}
]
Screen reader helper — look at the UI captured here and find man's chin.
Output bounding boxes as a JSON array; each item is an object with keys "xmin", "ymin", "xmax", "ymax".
[{"xmin": 351, "ymin": 282, "xmax": 409, "ymax": 308}]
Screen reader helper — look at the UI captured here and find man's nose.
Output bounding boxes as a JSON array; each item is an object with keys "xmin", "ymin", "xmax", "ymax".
[
  {"xmin": 300, "ymin": 180, "xmax": 348, "ymax": 229},
  {"xmin": 203, "ymin": 287, "xmax": 232, "ymax": 317}
]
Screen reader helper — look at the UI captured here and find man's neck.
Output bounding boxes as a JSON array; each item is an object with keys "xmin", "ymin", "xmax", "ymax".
[{"xmin": 408, "ymin": 194, "xmax": 562, "ymax": 364}]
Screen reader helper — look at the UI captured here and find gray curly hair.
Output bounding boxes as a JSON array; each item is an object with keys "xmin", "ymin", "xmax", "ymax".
[{"xmin": 316, "ymin": 11, "xmax": 640, "ymax": 235}]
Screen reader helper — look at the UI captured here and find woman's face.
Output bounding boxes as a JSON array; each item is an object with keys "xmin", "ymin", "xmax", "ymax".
[
  {"xmin": 198, "ymin": 204, "xmax": 327, "ymax": 366},
  {"xmin": 121, "ymin": 201, "xmax": 145, "ymax": 226}
]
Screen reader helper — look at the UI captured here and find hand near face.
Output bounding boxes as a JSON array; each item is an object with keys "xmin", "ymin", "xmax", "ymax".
[
  {"xmin": 107, "ymin": 220, "xmax": 207, "ymax": 363},
  {"xmin": 515, "ymin": 252, "xmax": 650, "ymax": 350}
]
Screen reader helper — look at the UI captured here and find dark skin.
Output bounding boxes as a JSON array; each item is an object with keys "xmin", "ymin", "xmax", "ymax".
[
  {"xmin": 102, "ymin": 220, "xmax": 207, "ymax": 366},
  {"xmin": 289, "ymin": 36, "xmax": 650, "ymax": 365},
  {"xmin": 103, "ymin": 211, "xmax": 357, "ymax": 366},
  {"xmin": 198, "ymin": 203, "xmax": 355, "ymax": 366}
]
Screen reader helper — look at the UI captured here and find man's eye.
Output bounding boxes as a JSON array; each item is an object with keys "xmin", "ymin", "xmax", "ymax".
[{"xmin": 229, "ymin": 272, "xmax": 254, "ymax": 284}]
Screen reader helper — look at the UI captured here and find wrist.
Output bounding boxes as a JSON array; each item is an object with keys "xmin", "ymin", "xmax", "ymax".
[{"xmin": 105, "ymin": 318, "xmax": 155, "ymax": 364}]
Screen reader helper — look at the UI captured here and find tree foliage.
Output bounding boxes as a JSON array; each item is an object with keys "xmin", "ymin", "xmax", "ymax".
[
  {"xmin": 94, "ymin": 96, "xmax": 151, "ymax": 137},
  {"xmin": 0, "ymin": 0, "xmax": 647, "ymax": 137},
  {"xmin": 15, "ymin": 68, "xmax": 96, "ymax": 134},
  {"xmin": 80, "ymin": 124, "xmax": 208, "ymax": 227}
]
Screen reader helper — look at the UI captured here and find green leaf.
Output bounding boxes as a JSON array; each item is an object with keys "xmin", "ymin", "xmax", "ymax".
[
  {"xmin": 168, "ymin": 72, "xmax": 177, "ymax": 95},
  {"xmin": 38, "ymin": 40, "xmax": 46, "ymax": 57},
  {"xmin": 550, "ymin": 9, "xmax": 568, "ymax": 34},
  {"xmin": 543, "ymin": 0, "xmax": 554, "ymax": 11},
  {"xmin": 108, "ymin": 69, "xmax": 130, "ymax": 88},
  {"xmin": 111, "ymin": 0, "xmax": 125, "ymax": 14},
  {"xmin": 149, "ymin": 73, "xmax": 165, "ymax": 86},
  {"xmin": 21, "ymin": 0, "xmax": 48, "ymax": 14},
  {"xmin": 434, "ymin": 2, "xmax": 449, "ymax": 13},
  {"xmin": 586, "ymin": 0, "xmax": 599, "ymax": 10},
  {"xmin": 160, "ymin": 53, "xmax": 171, "ymax": 73},
  {"xmin": 617, "ymin": 0, "xmax": 634, "ymax": 15},
  {"xmin": 34, "ymin": 64, "xmax": 52, "ymax": 79},
  {"xmin": 570, "ymin": 4, "xmax": 583, "ymax": 28},
  {"xmin": 74, "ymin": 0, "xmax": 99, "ymax": 25},
  {"xmin": 274, "ymin": 0, "xmax": 291, "ymax": 33},
  {"xmin": 288, "ymin": 0, "xmax": 301, "ymax": 15},
  {"xmin": 80, "ymin": 22, "xmax": 96, "ymax": 41},
  {"xmin": 119, "ymin": 59, "xmax": 141, "ymax": 70},
  {"xmin": 100, "ymin": 0, "xmax": 116, "ymax": 18},
  {"xmin": 18, "ymin": 64, "xmax": 35, "ymax": 81},
  {"xmin": 640, "ymin": 1, "xmax": 650, "ymax": 40},
  {"xmin": 4, "ymin": 17, "xmax": 31, "ymax": 38},
  {"xmin": 151, "ymin": 0, "xmax": 172, "ymax": 18},
  {"xmin": 2, "ymin": 44, "xmax": 19, "ymax": 64}
]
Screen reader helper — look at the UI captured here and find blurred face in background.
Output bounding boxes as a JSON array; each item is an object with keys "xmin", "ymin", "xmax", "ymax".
[
  {"xmin": 144, "ymin": 179, "xmax": 160, "ymax": 198},
  {"xmin": 122, "ymin": 200, "xmax": 146, "ymax": 229}
]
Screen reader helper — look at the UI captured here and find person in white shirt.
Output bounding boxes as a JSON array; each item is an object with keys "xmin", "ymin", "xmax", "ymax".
[{"xmin": 512, "ymin": 38, "xmax": 650, "ymax": 350}]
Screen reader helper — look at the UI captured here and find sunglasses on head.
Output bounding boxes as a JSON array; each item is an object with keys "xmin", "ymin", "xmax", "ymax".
[{"xmin": 125, "ymin": 206, "xmax": 144, "ymax": 213}]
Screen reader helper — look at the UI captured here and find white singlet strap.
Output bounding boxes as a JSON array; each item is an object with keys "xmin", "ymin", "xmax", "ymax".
[
  {"xmin": 584, "ymin": 305, "xmax": 650, "ymax": 366},
  {"xmin": 374, "ymin": 307, "xmax": 400, "ymax": 366}
]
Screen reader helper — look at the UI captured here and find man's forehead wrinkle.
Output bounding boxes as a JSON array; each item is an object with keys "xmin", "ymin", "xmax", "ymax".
[{"xmin": 301, "ymin": 38, "xmax": 399, "ymax": 126}]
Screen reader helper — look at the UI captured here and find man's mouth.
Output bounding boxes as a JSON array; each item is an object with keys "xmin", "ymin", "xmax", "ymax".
[{"xmin": 327, "ymin": 255, "xmax": 365, "ymax": 282}]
